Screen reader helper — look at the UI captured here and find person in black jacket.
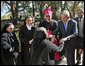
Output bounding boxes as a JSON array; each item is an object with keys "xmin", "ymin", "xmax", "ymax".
[
  {"xmin": 19, "ymin": 16, "xmax": 36, "ymax": 65},
  {"xmin": 1, "ymin": 23, "xmax": 19, "ymax": 65},
  {"xmin": 30, "ymin": 27, "xmax": 64, "ymax": 65}
]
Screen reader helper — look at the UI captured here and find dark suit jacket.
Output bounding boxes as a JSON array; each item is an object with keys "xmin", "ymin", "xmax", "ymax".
[
  {"xmin": 74, "ymin": 17, "xmax": 79, "ymax": 27},
  {"xmin": 53, "ymin": 19, "xmax": 78, "ymax": 48}
]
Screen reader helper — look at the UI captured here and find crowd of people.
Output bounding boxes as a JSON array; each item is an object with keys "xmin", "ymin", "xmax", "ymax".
[{"xmin": 1, "ymin": 8, "xmax": 84, "ymax": 65}]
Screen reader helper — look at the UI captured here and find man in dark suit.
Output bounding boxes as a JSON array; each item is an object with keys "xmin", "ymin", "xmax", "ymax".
[
  {"xmin": 50, "ymin": 10, "xmax": 78, "ymax": 65},
  {"xmin": 74, "ymin": 9, "xmax": 84, "ymax": 65}
]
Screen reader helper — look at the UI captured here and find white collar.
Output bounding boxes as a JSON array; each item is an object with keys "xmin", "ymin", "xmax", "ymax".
[
  {"xmin": 9, "ymin": 33, "xmax": 13, "ymax": 36},
  {"xmin": 26, "ymin": 25, "xmax": 32, "ymax": 30}
]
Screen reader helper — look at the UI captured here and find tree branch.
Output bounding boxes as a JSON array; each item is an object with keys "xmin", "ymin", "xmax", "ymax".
[{"xmin": 4, "ymin": 1, "xmax": 11, "ymax": 6}]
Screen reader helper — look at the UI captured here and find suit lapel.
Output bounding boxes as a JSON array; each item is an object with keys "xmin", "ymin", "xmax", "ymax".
[
  {"xmin": 62, "ymin": 21, "xmax": 66, "ymax": 34},
  {"xmin": 67, "ymin": 20, "xmax": 71, "ymax": 34}
]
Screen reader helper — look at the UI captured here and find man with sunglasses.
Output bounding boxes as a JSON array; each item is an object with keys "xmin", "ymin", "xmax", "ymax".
[{"xmin": 39, "ymin": 8, "xmax": 61, "ymax": 65}]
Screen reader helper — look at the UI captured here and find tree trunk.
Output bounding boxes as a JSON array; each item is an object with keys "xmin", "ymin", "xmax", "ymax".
[
  {"xmin": 39, "ymin": 1, "xmax": 44, "ymax": 19},
  {"xmin": 61, "ymin": 1, "xmax": 65, "ymax": 13},
  {"xmin": 11, "ymin": 1, "xmax": 16, "ymax": 25},
  {"xmin": 64, "ymin": 1, "xmax": 68, "ymax": 10},
  {"xmin": 15, "ymin": 1, "xmax": 19, "ymax": 25},
  {"xmin": 50, "ymin": 1, "xmax": 58, "ymax": 20},
  {"xmin": 73, "ymin": 1, "xmax": 80, "ymax": 18},
  {"xmin": 10, "ymin": 1, "xmax": 19, "ymax": 25},
  {"xmin": 32, "ymin": 1, "xmax": 35, "ymax": 17}
]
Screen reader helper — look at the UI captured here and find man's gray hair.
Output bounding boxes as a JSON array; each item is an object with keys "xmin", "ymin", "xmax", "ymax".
[{"xmin": 61, "ymin": 10, "xmax": 70, "ymax": 17}]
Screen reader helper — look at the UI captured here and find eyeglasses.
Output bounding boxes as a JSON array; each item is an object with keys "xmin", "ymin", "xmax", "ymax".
[
  {"xmin": 45, "ymin": 15, "xmax": 51, "ymax": 17},
  {"xmin": 10, "ymin": 28, "xmax": 14, "ymax": 29},
  {"xmin": 27, "ymin": 20, "xmax": 32, "ymax": 21}
]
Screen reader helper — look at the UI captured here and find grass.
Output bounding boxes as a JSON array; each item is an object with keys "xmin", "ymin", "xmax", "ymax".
[{"xmin": 1, "ymin": 14, "xmax": 11, "ymax": 20}]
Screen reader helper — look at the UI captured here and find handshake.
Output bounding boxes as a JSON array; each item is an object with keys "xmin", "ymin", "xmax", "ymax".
[
  {"xmin": 47, "ymin": 35, "xmax": 64, "ymax": 52},
  {"xmin": 48, "ymin": 35, "xmax": 69, "ymax": 44},
  {"xmin": 57, "ymin": 43, "xmax": 64, "ymax": 52}
]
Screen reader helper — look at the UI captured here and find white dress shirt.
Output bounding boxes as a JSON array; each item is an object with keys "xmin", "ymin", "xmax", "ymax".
[{"xmin": 78, "ymin": 16, "xmax": 84, "ymax": 38}]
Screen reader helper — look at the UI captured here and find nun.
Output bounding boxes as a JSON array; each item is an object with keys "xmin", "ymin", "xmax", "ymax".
[
  {"xmin": 19, "ymin": 16, "xmax": 36, "ymax": 65},
  {"xmin": 1, "ymin": 23, "xmax": 19, "ymax": 65}
]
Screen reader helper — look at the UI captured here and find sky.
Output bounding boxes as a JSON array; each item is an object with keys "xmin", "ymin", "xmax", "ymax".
[
  {"xmin": 1, "ymin": 9, "xmax": 10, "ymax": 16},
  {"xmin": 1, "ymin": 1, "xmax": 32, "ymax": 17},
  {"xmin": 1, "ymin": 2, "xmax": 11, "ymax": 17}
]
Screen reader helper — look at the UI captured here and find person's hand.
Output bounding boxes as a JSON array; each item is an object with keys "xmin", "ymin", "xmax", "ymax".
[
  {"xmin": 47, "ymin": 35, "xmax": 52, "ymax": 38},
  {"xmin": 78, "ymin": 49, "xmax": 83, "ymax": 55},
  {"xmin": 9, "ymin": 48, "xmax": 12, "ymax": 52},
  {"xmin": 13, "ymin": 52, "xmax": 18, "ymax": 59},
  {"xmin": 29, "ymin": 39, "xmax": 33, "ymax": 45},
  {"xmin": 51, "ymin": 37, "xmax": 55, "ymax": 42},
  {"xmin": 59, "ymin": 37, "xmax": 67, "ymax": 44}
]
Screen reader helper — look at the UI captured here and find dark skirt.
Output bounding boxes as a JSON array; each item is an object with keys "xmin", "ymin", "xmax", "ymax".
[
  {"xmin": 21, "ymin": 45, "xmax": 30, "ymax": 65},
  {"xmin": 1, "ymin": 49, "xmax": 14, "ymax": 65}
]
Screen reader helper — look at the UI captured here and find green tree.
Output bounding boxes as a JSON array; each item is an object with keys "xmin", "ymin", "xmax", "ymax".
[{"xmin": 1, "ymin": 1, "xmax": 30, "ymax": 25}]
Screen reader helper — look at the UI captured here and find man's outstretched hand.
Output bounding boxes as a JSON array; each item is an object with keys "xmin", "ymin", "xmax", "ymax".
[{"xmin": 59, "ymin": 37, "xmax": 68, "ymax": 44}]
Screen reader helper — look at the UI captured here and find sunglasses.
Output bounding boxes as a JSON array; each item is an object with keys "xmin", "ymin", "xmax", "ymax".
[{"xmin": 45, "ymin": 15, "xmax": 51, "ymax": 17}]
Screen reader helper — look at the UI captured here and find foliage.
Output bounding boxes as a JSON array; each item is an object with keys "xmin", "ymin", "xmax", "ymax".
[{"xmin": 1, "ymin": 1, "xmax": 84, "ymax": 20}]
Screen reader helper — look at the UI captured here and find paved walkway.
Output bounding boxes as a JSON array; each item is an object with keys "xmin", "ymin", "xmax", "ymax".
[
  {"xmin": 57, "ymin": 57, "xmax": 67, "ymax": 65},
  {"xmin": 57, "ymin": 53, "xmax": 83, "ymax": 65}
]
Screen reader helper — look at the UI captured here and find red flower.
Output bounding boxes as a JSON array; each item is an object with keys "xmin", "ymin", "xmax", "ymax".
[{"xmin": 47, "ymin": 8, "xmax": 51, "ymax": 11}]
